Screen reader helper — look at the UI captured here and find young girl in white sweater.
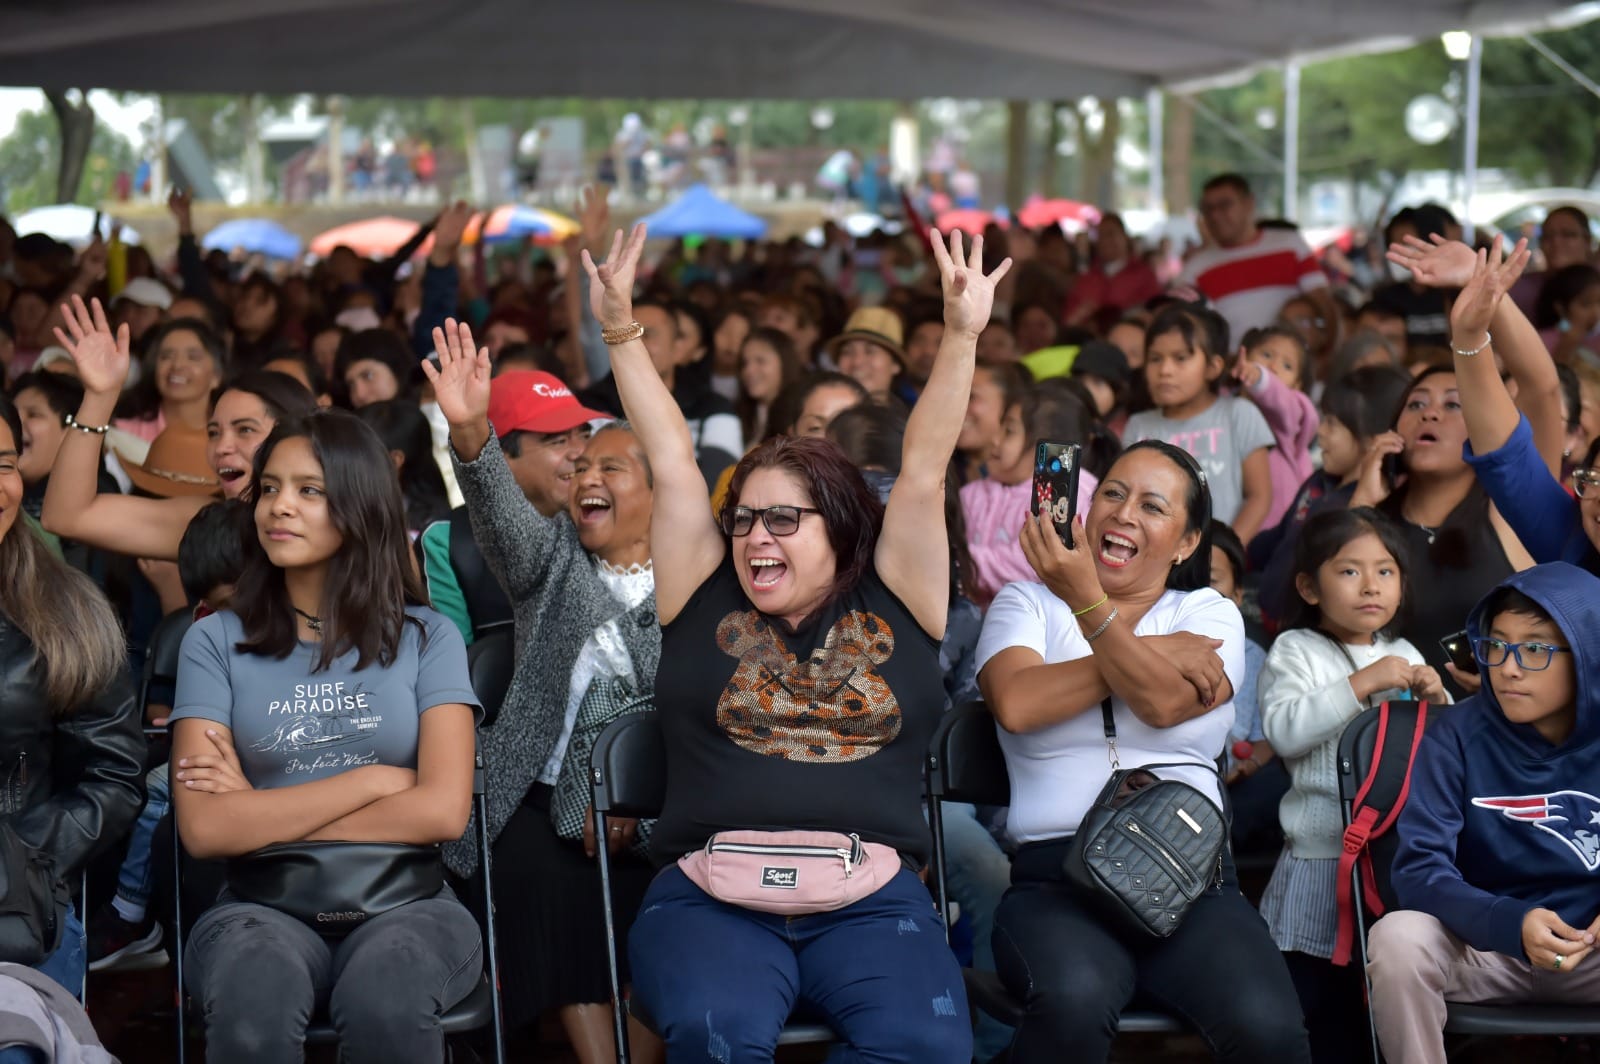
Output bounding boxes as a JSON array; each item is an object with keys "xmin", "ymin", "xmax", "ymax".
[{"xmin": 1258, "ymin": 507, "xmax": 1449, "ymax": 1064}]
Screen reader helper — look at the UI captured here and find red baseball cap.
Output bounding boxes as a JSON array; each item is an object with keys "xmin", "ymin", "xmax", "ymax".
[{"xmin": 487, "ymin": 371, "xmax": 607, "ymax": 435}]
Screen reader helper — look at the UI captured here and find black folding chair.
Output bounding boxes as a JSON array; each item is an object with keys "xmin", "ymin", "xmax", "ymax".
[
  {"xmin": 170, "ymin": 743, "xmax": 505, "ymax": 1064},
  {"xmin": 137, "ymin": 609, "xmax": 194, "ymax": 723},
  {"xmin": 466, "ymin": 628, "xmax": 515, "ymax": 729},
  {"xmin": 1337, "ymin": 703, "xmax": 1600, "ymax": 1063},
  {"xmin": 926, "ymin": 701, "xmax": 1187, "ymax": 1037},
  {"xmin": 590, "ymin": 711, "xmax": 836, "ymax": 1063}
]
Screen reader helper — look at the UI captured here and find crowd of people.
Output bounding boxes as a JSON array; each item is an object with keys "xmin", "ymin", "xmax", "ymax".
[{"xmin": 0, "ymin": 166, "xmax": 1595, "ymax": 1064}]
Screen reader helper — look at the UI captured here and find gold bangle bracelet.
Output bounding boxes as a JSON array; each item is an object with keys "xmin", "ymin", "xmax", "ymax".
[{"xmin": 602, "ymin": 321, "xmax": 644, "ymax": 345}]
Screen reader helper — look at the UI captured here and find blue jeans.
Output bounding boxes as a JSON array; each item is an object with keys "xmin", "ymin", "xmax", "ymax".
[
  {"xmin": 0, "ymin": 1049, "xmax": 45, "ymax": 1063},
  {"xmin": 34, "ymin": 905, "xmax": 85, "ymax": 998},
  {"xmin": 629, "ymin": 867, "xmax": 972, "ymax": 1064},
  {"xmin": 114, "ymin": 763, "xmax": 170, "ymax": 917},
  {"xmin": 938, "ymin": 803, "xmax": 1014, "ymax": 1061}
]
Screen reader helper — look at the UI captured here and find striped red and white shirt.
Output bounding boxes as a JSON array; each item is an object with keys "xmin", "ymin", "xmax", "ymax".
[{"xmin": 1178, "ymin": 229, "xmax": 1328, "ymax": 347}]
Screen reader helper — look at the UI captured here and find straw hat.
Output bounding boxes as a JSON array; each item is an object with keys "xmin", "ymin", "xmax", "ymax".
[
  {"xmin": 825, "ymin": 307, "xmax": 906, "ymax": 366},
  {"xmin": 123, "ymin": 422, "xmax": 220, "ymax": 498}
]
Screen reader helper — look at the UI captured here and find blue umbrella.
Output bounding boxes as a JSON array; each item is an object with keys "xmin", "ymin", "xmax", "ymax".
[
  {"xmin": 638, "ymin": 184, "xmax": 768, "ymax": 240},
  {"xmin": 202, "ymin": 218, "xmax": 303, "ymax": 260}
]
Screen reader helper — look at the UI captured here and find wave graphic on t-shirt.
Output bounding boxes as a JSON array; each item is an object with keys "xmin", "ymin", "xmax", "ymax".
[{"xmin": 250, "ymin": 707, "xmax": 368, "ymax": 755}]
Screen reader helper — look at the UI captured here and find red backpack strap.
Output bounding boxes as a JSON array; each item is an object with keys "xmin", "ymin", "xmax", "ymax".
[
  {"xmin": 1331, "ymin": 702, "xmax": 1430, "ymax": 966},
  {"xmin": 1333, "ymin": 805, "xmax": 1379, "ymax": 966}
]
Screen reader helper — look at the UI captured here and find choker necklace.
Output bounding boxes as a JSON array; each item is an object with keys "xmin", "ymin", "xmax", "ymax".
[{"xmin": 293, "ymin": 607, "xmax": 324, "ymax": 633}]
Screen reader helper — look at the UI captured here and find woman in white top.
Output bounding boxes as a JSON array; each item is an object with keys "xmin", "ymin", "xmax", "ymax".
[{"xmin": 976, "ymin": 440, "xmax": 1311, "ymax": 1064}]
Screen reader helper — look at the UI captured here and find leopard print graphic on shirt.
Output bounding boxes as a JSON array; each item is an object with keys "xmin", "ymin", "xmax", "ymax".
[{"xmin": 713, "ymin": 608, "xmax": 901, "ymax": 762}]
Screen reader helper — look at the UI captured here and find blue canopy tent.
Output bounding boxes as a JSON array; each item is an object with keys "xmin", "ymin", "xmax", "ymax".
[
  {"xmin": 201, "ymin": 218, "xmax": 303, "ymax": 260},
  {"xmin": 638, "ymin": 185, "xmax": 768, "ymax": 240}
]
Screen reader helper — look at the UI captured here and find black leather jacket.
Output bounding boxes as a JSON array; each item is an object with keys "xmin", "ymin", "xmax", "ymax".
[{"xmin": 0, "ymin": 618, "xmax": 146, "ymax": 883}]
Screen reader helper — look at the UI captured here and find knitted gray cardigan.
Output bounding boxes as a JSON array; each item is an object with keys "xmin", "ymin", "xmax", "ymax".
[{"xmin": 442, "ymin": 432, "xmax": 660, "ymax": 875}]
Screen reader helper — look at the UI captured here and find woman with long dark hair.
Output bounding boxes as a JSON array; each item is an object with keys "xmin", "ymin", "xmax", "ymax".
[
  {"xmin": 977, "ymin": 440, "xmax": 1312, "ymax": 1063},
  {"xmin": 169, "ymin": 409, "xmax": 482, "ymax": 1063},
  {"xmin": 0, "ymin": 392, "xmax": 144, "ymax": 993},
  {"xmin": 43, "ymin": 296, "xmax": 317, "ymax": 561},
  {"xmin": 1348, "ymin": 364, "xmax": 1532, "ymax": 695},
  {"xmin": 569, "ymin": 223, "xmax": 1005, "ymax": 1061}
]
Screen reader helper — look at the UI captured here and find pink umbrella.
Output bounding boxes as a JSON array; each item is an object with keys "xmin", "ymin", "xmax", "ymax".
[
  {"xmin": 934, "ymin": 209, "xmax": 1004, "ymax": 235},
  {"xmin": 1016, "ymin": 198, "xmax": 1101, "ymax": 230},
  {"xmin": 309, "ymin": 216, "xmax": 429, "ymax": 258}
]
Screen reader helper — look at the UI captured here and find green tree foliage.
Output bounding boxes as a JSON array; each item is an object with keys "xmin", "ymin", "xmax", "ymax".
[
  {"xmin": 0, "ymin": 105, "xmax": 138, "ymax": 213},
  {"xmin": 1186, "ymin": 20, "xmax": 1600, "ymax": 209},
  {"xmin": 157, "ymin": 93, "xmax": 295, "ymax": 163}
]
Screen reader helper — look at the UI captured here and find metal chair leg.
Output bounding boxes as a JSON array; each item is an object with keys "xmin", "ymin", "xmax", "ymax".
[
  {"xmin": 477, "ymin": 791, "xmax": 507, "ymax": 1064},
  {"xmin": 595, "ymin": 805, "xmax": 630, "ymax": 1064},
  {"xmin": 172, "ymin": 812, "xmax": 187, "ymax": 1064},
  {"xmin": 929, "ymin": 797, "xmax": 952, "ymax": 943}
]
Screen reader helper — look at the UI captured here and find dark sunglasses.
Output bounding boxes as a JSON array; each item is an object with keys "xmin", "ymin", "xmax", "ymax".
[{"xmin": 722, "ymin": 504, "xmax": 820, "ymax": 537}]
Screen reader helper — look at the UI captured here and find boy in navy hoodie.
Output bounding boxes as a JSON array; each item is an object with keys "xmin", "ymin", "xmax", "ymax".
[{"xmin": 1367, "ymin": 562, "xmax": 1600, "ymax": 1064}]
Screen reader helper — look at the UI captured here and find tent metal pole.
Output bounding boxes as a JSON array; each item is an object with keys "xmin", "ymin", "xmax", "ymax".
[
  {"xmin": 1523, "ymin": 33, "xmax": 1600, "ymax": 102},
  {"xmin": 1462, "ymin": 35, "xmax": 1482, "ymax": 242},
  {"xmin": 1283, "ymin": 59, "xmax": 1301, "ymax": 221},
  {"xmin": 1146, "ymin": 88, "xmax": 1164, "ymax": 213}
]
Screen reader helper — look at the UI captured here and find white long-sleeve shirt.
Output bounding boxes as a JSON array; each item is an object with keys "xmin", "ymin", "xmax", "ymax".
[{"xmin": 1260, "ymin": 628, "xmax": 1445, "ymax": 859}]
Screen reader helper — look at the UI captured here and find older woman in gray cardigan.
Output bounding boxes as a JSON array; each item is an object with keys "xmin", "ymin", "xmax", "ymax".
[{"xmin": 429, "ymin": 321, "xmax": 661, "ymax": 1064}]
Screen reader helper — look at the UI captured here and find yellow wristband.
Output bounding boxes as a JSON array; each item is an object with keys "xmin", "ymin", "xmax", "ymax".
[{"xmin": 1072, "ymin": 593, "xmax": 1108, "ymax": 617}]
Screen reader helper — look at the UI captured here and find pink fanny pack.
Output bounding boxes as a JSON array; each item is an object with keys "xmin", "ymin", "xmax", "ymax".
[{"xmin": 677, "ymin": 830, "xmax": 900, "ymax": 915}]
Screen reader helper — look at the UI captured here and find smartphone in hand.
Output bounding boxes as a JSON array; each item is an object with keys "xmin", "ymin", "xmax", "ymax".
[
  {"xmin": 1439, "ymin": 630, "xmax": 1479, "ymax": 676},
  {"xmin": 1030, "ymin": 441, "xmax": 1082, "ymax": 549}
]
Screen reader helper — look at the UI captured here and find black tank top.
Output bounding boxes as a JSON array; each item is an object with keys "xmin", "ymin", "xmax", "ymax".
[
  {"xmin": 651, "ymin": 556, "xmax": 944, "ymax": 866},
  {"xmin": 1381, "ymin": 483, "xmax": 1513, "ymax": 698}
]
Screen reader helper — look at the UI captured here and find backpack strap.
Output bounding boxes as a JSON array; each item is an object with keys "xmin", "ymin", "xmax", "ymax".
[{"xmin": 1332, "ymin": 700, "xmax": 1429, "ymax": 966}]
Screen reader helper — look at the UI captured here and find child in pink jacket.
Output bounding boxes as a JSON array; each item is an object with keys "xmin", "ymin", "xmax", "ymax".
[
  {"xmin": 960, "ymin": 379, "xmax": 1107, "ymax": 609},
  {"xmin": 1236, "ymin": 325, "xmax": 1319, "ymax": 533}
]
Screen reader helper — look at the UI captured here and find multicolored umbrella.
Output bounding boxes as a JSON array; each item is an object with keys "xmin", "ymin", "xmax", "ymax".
[{"xmin": 466, "ymin": 205, "xmax": 580, "ymax": 245}]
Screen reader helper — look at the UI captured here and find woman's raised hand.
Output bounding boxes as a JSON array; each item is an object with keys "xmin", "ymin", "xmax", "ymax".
[
  {"xmin": 581, "ymin": 223, "xmax": 647, "ymax": 330},
  {"xmin": 1386, "ymin": 233, "xmax": 1477, "ymax": 290},
  {"xmin": 1449, "ymin": 235, "xmax": 1531, "ymax": 348},
  {"xmin": 423, "ymin": 318, "xmax": 492, "ymax": 430},
  {"xmin": 53, "ymin": 295, "xmax": 129, "ymax": 399},
  {"xmin": 929, "ymin": 228, "xmax": 1012, "ymax": 337}
]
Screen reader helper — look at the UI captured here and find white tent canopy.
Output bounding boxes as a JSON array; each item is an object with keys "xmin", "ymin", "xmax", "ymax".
[{"xmin": 0, "ymin": 0, "xmax": 1587, "ymax": 99}]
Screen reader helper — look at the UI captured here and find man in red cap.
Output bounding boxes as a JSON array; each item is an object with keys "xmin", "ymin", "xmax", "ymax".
[{"xmin": 421, "ymin": 370, "xmax": 606, "ymax": 643}]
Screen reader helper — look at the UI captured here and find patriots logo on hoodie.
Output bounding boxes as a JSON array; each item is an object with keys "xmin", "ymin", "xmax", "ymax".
[{"xmin": 1472, "ymin": 792, "xmax": 1600, "ymax": 872}]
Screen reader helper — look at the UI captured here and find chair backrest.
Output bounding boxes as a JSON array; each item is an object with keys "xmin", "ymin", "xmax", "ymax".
[
  {"xmin": 466, "ymin": 629, "xmax": 515, "ymax": 728},
  {"xmin": 138, "ymin": 609, "xmax": 195, "ymax": 714},
  {"xmin": 590, "ymin": 711, "xmax": 666, "ymax": 819},
  {"xmin": 927, "ymin": 701, "xmax": 1011, "ymax": 807},
  {"xmin": 1336, "ymin": 700, "xmax": 1440, "ymax": 914}
]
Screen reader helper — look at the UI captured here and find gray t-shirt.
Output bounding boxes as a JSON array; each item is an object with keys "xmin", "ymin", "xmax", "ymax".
[
  {"xmin": 1123, "ymin": 395, "xmax": 1275, "ymax": 525},
  {"xmin": 172, "ymin": 606, "xmax": 478, "ymax": 788}
]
